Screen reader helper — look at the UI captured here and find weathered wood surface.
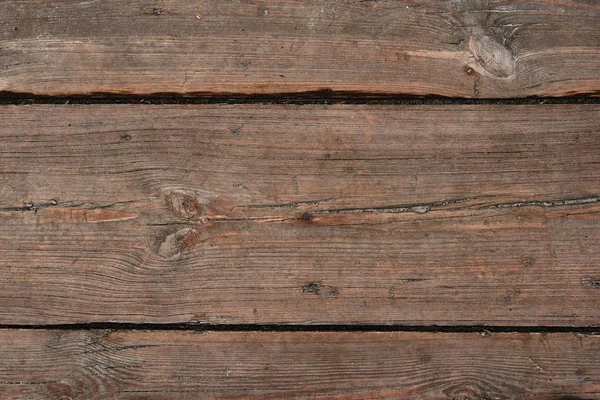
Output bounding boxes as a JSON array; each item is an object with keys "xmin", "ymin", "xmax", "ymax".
[
  {"xmin": 1, "ymin": 0, "xmax": 599, "ymax": 98},
  {"xmin": 0, "ymin": 104, "xmax": 598, "ymax": 325},
  {"xmin": 1, "ymin": 330, "xmax": 598, "ymax": 399}
]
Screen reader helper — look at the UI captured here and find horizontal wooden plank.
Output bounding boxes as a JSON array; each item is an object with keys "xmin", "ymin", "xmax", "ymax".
[
  {"xmin": 1, "ymin": 0, "xmax": 599, "ymax": 98},
  {"xmin": 0, "ymin": 330, "xmax": 598, "ymax": 399},
  {"xmin": 0, "ymin": 104, "xmax": 599, "ymax": 325}
]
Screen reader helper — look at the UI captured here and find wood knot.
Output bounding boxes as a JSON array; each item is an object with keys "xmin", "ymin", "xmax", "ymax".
[
  {"xmin": 166, "ymin": 191, "xmax": 203, "ymax": 219},
  {"xmin": 441, "ymin": 382, "xmax": 491, "ymax": 400},
  {"xmin": 158, "ymin": 227, "xmax": 201, "ymax": 259},
  {"xmin": 582, "ymin": 278, "xmax": 600, "ymax": 288},
  {"xmin": 521, "ymin": 256, "xmax": 536, "ymax": 267},
  {"xmin": 499, "ymin": 290, "xmax": 521, "ymax": 305},
  {"xmin": 302, "ymin": 282, "xmax": 338, "ymax": 298},
  {"xmin": 469, "ymin": 34, "xmax": 515, "ymax": 78}
]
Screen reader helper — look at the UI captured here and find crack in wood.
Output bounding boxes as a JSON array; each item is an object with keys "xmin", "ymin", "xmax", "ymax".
[
  {"xmin": 0, "ymin": 197, "xmax": 155, "ymax": 213},
  {"xmin": 310, "ymin": 196, "xmax": 599, "ymax": 216},
  {"xmin": 480, "ymin": 196, "xmax": 599, "ymax": 210}
]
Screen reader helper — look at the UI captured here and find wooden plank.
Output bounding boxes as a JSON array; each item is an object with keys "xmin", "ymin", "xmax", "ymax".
[
  {"xmin": 1, "ymin": 0, "xmax": 599, "ymax": 98},
  {"xmin": 0, "ymin": 104, "xmax": 599, "ymax": 325},
  {"xmin": 0, "ymin": 330, "xmax": 598, "ymax": 399}
]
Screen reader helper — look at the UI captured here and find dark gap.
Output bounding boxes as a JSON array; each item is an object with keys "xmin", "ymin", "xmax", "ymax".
[
  {"xmin": 0, "ymin": 323, "xmax": 598, "ymax": 333},
  {"xmin": 0, "ymin": 90, "xmax": 599, "ymax": 105}
]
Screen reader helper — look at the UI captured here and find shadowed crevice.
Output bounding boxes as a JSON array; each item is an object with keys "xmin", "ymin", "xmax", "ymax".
[
  {"xmin": 0, "ymin": 323, "xmax": 598, "ymax": 333},
  {"xmin": 0, "ymin": 90, "xmax": 599, "ymax": 105}
]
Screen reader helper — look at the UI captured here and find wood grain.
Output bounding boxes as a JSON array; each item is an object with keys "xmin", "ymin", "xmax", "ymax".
[
  {"xmin": 1, "ymin": 0, "xmax": 599, "ymax": 98},
  {"xmin": 0, "ymin": 330, "xmax": 598, "ymax": 399},
  {"xmin": 0, "ymin": 104, "xmax": 599, "ymax": 325}
]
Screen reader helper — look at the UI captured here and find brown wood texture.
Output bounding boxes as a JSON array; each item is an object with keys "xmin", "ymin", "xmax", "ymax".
[
  {"xmin": 1, "ymin": 330, "xmax": 598, "ymax": 399},
  {"xmin": 0, "ymin": 104, "xmax": 598, "ymax": 326},
  {"xmin": 1, "ymin": 0, "xmax": 599, "ymax": 98}
]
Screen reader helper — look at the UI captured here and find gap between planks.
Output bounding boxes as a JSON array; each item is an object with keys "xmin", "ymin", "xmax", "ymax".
[
  {"xmin": 0, "ymin": 91, "xmax": 600, "ymax": 105},
  {"xmin": 0, "ymin": 323, "xmax": 599, "ymax": 334}
]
